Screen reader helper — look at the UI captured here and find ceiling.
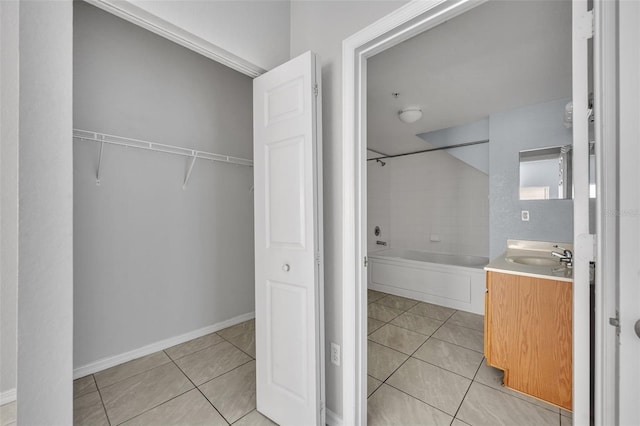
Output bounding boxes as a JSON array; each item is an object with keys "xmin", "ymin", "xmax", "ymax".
[{"xmin": 367, "ymin": 0, "xmax": 572, "ymax": 156}]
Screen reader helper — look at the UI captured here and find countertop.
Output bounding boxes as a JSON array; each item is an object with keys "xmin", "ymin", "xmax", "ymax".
[{"xmin": 484, "ymin": 239, "xmax": 573, "ymax": 282}]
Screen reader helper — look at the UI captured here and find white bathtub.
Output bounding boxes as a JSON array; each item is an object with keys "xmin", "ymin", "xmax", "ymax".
[{"xmin": 368, "ymin": 248, "xmax": 488, "ymax": 314}]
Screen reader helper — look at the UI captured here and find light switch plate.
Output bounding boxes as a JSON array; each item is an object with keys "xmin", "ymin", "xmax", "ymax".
[{"xmin": 521, "ymin": 210, "xmax": 530, "ymax": 221}]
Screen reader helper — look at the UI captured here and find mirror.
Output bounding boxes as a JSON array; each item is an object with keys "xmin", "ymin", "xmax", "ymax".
[{"xmin": 519, "ymin": 145, "xmax": 572, "ymax": 200}]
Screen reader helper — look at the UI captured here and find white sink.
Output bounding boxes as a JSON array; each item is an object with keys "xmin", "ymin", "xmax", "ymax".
[{"xmin": 505, "ymin": 256, "xmax": 559, "ymax": 267}]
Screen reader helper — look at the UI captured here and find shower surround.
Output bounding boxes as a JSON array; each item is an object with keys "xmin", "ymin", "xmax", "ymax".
[{"xmin": 367, "ymin": 148, "xmax": 489, "ymax": 258}]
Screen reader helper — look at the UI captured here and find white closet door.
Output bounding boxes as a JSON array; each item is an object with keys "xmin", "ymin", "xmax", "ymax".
[{"xmin": 253, "ymin": 51, "xmax": 324, "ymax": 426}]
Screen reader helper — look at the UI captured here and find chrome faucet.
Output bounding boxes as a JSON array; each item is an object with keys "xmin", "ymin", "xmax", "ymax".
[{"xmin": 551, "ymin": 245, "xmax": 573, "ymax": 267}]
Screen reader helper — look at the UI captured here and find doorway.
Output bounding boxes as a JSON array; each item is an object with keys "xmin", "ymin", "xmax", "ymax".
[{"xmin": 342, "ymin": 1, "xmax": 607, "ymax": 425}]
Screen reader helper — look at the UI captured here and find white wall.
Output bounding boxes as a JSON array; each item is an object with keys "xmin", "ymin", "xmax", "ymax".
[
  {"xmin": 17, "ymin": 1, "xmax": 74, "ymax": 423},
  {"xmin": 0, "ymin": 0, "xmax": 19, "ymax": 403},
  {"xmin": 387, "ymin": 152, "xmax": 489, "ymax": 257},
  {"xmin": 289, "ymin": 0, "xmax": 407, "ymax": 418},
  {"xmin": 73, "ymin": 3, "xmax": 254, "ymax": 369},
  {"xmin": 128, "ymin": 0, "xmax": 290, "ymax": 71},
  {"xmin": 367, "ymin": 150, "xmax": 489, "ymax": 257}
]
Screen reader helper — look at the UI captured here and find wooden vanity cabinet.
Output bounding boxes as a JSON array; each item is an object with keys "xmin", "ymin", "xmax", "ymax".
[{"xmin": 484, "ymin": 271, "xmax": 572, "ymax": 410}]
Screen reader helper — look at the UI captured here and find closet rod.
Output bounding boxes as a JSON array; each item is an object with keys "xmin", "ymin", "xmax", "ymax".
[
  {"xmin": 366, "ymin": 139, "xmax": 489, "ymax": 161},
  {"xmin": 73, "ymin": 129, "xmax": 254, "ymax": 167}
]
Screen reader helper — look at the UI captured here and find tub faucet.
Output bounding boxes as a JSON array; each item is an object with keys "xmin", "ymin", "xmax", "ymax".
[
  {"xmin": 376, "ymin": 240, "xmax": 387, "ymax": 246},
  {"xmin": 551, "ymin": 245, "xmax": 573, "ymax": 267}
]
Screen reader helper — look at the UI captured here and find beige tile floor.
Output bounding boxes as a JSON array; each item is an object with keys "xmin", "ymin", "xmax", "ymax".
[
  {"xmin": 1, "ymin": 291, "xmax": 575, "ymax": 425},
  {"xmin": 367, "ymin": 289, "xmax": 574, "ymax": 426},
  {"xmin": 0, "ymin": 400, "xmax": 16, "ymax": 426},
  {"xmin": 72, "ymin": 319, "xmax": 276, "ymax": 426}
]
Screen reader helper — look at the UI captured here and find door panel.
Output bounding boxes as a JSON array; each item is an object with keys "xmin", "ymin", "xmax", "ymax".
[
  {"xmin": 253, "ymin": 51, "xmax": 324, "ymax": 426},
  {"xmin": 267, "ymin": 280, "xmax": 308, "ymax": 399},
  {"xmin": 264, "ymin": 77, "xmax": 305, "ymax": 125},
  {"xmin": 265, "ymin": 137, "xmax": 306, "ymax": 248}
]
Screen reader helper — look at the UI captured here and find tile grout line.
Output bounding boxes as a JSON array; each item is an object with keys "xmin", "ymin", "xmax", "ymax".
[
  {"xmin": 168, "ymin": 335, "xmax": 229, "ymax": 362},
  {"xmin": 470, "ymin": 380, "xmax": 562, "ymax": 418},
  {"xmin": 195, "ymin": 358, "xmax": 255, "ymax": 388},
  {"xmin": 424, "ymin": 335, "xmax": 484, "ymax": 355},
  {"xmin": 367, "ymin": 296, "xmax": 437, "ymax": 397},
  {"xmin": 112, "ymin": 387, "xmax": 195, "ymax": 426},
  {"xmin": 375, "ymin": 316, "xmax": 443, "ymax": 336},
  {"xmin": 167, "ymin": 351, "xmax": 232, "ymax": 426},
  {"xmin": 444, "ymin": 319, "xmax": 485, "ymax": 333},
  {"xmin": 380, "ymin": 380, "xmax": 457, "ymax": 421},
  {"xmin": 370, "ymin": 294, "xmax": 465, "ymax": 417},
  {"xmin": 370, "ymin": 302, "xmax": 453, "ymax": 389},
  {"xmin": 92, "ymin": 337, "xmax": 226, "ymax": 401},
  {"xmin": 94, "ymin": 358, "xmax": 174, "ymax": 393},
  {"xmin": 368, "ymin": 291, "xmax": 479, "ymax": 421},
  {"xmin": 407, "ymin": 353, "xmax": 482, "ymax": 382},
  {"xmin": 111, "ymin": 349, "xmax": 217, "ymax": 425},
  {"xmin": 369, "ymin": 322, "xmax": 484, "ymax": 356},
  {"xmin": 472, "ymin": 358, "xmax": 561, "ymax": 415},
  {"xmin": 370, "ymin": 293, "xmax": 489, "ymax": 423},
  {"xmin": 89, "ymin": 348, "xmax": 241, "ymax": 425},
  {"xmin": 449, "ymin": 353, "xmax": 486, "ymax": 424},
  {"xmin": 370, "ymin": 291, "xmax": 560, "ymax": 423},
  {"xmin": 371, "ymin": 322, "xmax": 484, "ymax": 383},
  {"xmin": 217, "ymin": 332, "xmax": 256, "ymax": 360},
  {"xmin": 78, "ymin": 322, "xmax": 256, "ymax": 426},
  {"xmin": 92, "ymin": 374, "xmax": 113, "ymax": 426},
  {"xmin": 232, "ymin": 410, "xmax": 254, "ymax": 425},
  {"xmin": 440, "ymin": 320, "xmax": 486, "ymax": 335}
]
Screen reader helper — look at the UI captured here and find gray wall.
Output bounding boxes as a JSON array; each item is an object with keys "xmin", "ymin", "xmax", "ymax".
[
  {"xmin": 0, "ymin": 0, "xmax": 19, "ymax": 401},
  {"xmin": 129, "ymin": 0, "xmax": 291, "ymax": 71},
  {"xmin": 489, "ymin": 98, "xmax": 573, "ymax": 259},
  {"xmin": 73, "ymin": 2, "xmax": 254, "ymax": 369},
  {"xmin": 289, "ymin": 1, "xmax": 408, "ymax": 417},
  {"xmin": 17, "ymin": 1, "xmax": 74, "ymax": 423}
]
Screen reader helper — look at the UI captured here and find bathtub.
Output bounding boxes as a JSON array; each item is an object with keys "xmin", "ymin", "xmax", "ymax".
[{"xmin": 368, "ymin": 248, "xmax": 489, "ymax": 314}]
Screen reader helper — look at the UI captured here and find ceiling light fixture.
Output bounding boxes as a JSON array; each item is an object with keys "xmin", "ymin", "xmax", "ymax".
[{"xmin": 398, "ymin": 106, "xmax": 422, "ymax": 124}]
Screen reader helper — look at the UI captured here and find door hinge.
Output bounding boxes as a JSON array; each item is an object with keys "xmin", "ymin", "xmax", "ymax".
[
  {"xmin": 315, "ymin": 252, "xmax": 321, "ymax": 265},
  {"xmin": 577, "ymin": 9, "xmax": 594, "ymax": 40},
  {"xmin": 364, "ymin": 256, "xmax": 368, "ymax": 268},
  {"xmin": 609, "ymin": 310, "xmax": 620, "ymax": 336},
  {"xmin": 313, "ymin": 83, "xmax": 319, "ymax": 97}
]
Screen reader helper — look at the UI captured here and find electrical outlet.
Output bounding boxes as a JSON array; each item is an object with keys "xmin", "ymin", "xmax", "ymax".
[
  {"xmin": 521, "ymin": 210, "xmax": 530, "ymax": 221},
  {"xmin": 330, "ymin": 343, "xmax": 341, "ymax": 366}
]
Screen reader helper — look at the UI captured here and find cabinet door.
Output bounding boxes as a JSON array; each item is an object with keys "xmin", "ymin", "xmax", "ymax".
[{"xmin": 486, "ymin": 272, "xmax": 572, "ymax": 410}]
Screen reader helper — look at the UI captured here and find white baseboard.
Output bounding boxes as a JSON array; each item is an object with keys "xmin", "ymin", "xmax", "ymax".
[
  {"xmin": 326, "ymin": 409, "xmax": 342, "ymax": 426},
  {"xmin": 0, "ymin": 388, "xmax": 16, "ymax": 405},
  {"xmin": 73, "ymin": 312, "xmax": 255, "ymax": 379}
]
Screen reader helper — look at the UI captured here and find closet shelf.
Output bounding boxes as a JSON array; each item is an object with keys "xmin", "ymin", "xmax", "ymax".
[
  {"xmin": 73, "ymin": 129, "xmax": 253, "ymax": 166},
  {"xmin": 73, "ymin": 129, "xmax": 253, "ymax": 188}
]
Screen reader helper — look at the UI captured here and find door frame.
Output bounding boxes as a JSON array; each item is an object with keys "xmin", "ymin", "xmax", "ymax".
[
  {"xmin": 592, "ymin": 0, "xmax": 619, "ymax": 424},
  {"xmin": 341, "ymin": 1, "xmax": 617, "ymax": 424}
]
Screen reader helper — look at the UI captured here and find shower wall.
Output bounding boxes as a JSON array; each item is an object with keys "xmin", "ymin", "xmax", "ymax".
[
  {"xmin": 367, "ymin": 156, "xmax": 391, "ymax": 252},
  {"xmin": 367, "ymin": 149, "xmax": 489, "ymax": 257}
]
